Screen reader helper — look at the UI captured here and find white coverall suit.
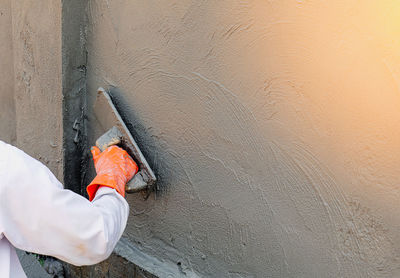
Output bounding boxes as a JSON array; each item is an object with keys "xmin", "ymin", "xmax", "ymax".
[{"xmin": 0, "ymin": 140, "xmax": 129, "ymax": 277}]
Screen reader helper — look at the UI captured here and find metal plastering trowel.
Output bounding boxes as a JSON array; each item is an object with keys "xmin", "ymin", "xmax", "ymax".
[{"xmin": 93, "ymin": 87, "xmax": 156, "ymax": 198}]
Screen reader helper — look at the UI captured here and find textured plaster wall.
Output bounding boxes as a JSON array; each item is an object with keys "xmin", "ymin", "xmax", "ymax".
[
  {"xmin": 0, "ymin": 0, "xmax": 16, "ymax": 144},
  {"xmin": 0, "ymin": 1, "xmax": 63, "ymax": 177},
  {"xmin": 0, "ymin": 0, "xmax": 63, "ymax": 180},
  {"xmin": 86, "ymin": 0, "xmax": 400, "ymax": 277},
  {"xmin": 12, "ymin": 0, "xmax": 63, "ymax": 179},
  {"xmin": 0, "ymin": 0, "xmax": 399, "ymax": 277}
]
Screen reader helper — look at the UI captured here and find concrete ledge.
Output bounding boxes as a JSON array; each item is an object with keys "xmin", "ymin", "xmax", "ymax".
[{"xmin": 114, "ymin": 237, "xmax": 201, "ymax": 278}]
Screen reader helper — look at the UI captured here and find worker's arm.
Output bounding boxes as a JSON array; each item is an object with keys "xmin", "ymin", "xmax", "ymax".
[{"xmin": 0, "ymin": 141, "xmax": 132, "ymax": 266}]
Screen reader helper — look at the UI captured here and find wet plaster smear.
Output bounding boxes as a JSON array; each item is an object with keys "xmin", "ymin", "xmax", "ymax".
[{"xmin": 86, "ymin": 1, "xmax": 400, "ymax": 277}]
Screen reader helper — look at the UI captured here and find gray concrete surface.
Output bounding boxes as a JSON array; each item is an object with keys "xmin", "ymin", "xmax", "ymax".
[
  {"xmin": 0, "ymin": 0, "xmax": 400, "ymax": 277},
  {"xmin": 84, "ymin": 1, "xmax": 400, "ymax": 277},
  {"xmin": 0, "ymin": 0, "xmax": 16, "ymax": 144},
  {"xmin": 16, "ymin": 250, "xmax": 51, "ymax": 278},
  {"xmin": 12, "ymin": 0, "xmax": 63, "ymax": 178}
]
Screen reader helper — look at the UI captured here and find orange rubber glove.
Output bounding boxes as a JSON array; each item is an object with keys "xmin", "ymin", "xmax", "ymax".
[{"xmin": 87, "ymin": 145, "xmax": 138, "ymax": 201}]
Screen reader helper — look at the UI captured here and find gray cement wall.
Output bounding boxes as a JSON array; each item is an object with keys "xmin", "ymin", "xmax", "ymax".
[
  {"xmin": 84, "ymin": 1, "xmax": 400, "ymax": 277},
  {"xmin": 12, "ymin": 0, "xmax": 63, "ymax": 178},
  {"xmin": 0, "ymin": 0, "xmax": 16, "ymax": 144},
  {"xmin": 1, "ymin": 0, "xmax": 400, "ymax": 277}
]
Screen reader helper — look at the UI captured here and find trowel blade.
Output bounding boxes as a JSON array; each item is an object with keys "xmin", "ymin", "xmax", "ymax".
[{"xmin": 93, "ymin": 87, "xmax": 156, "ymax": 196}]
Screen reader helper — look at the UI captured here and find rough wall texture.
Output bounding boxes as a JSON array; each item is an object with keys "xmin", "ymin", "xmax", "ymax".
[
  {"xmin": 84, "ymin": 0, "xmax": 400, "ymax": 277},
  {"xmin": 0, "ymin": 0, "xmax": 16, "ymax": 144},
  {"xmin": 11, "ymin": 0, "xmax": 63, "ymax": 178},
  {"xmin": 1, "ymin": 0, "xmax": 400, "ymax": 277}
]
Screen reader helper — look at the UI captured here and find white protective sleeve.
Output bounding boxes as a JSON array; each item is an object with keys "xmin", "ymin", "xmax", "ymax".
[{"xmin": 0, "ymin": 141, "xmax": 129, "ymax": 266}]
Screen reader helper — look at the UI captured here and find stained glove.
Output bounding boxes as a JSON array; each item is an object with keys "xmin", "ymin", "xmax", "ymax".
[{"xmin": 87, "ymin": 145, "xmax": 138, "ymax": 201}]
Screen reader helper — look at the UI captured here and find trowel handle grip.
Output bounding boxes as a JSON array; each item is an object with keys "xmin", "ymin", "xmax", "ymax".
[{"xmin": 96, "ymin": 126, "xmax": 123, "ymax": 152}]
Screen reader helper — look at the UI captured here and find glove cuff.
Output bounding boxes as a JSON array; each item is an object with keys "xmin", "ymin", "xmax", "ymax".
[{"xmin": 87, "ymin": 174, "xmax": 125, "ymax": 201}]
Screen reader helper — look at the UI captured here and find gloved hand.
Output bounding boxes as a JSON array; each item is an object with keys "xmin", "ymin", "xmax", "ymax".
[{"xmin": 87, "ymin": 145, "xmax": 138, "ymax": 201}]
